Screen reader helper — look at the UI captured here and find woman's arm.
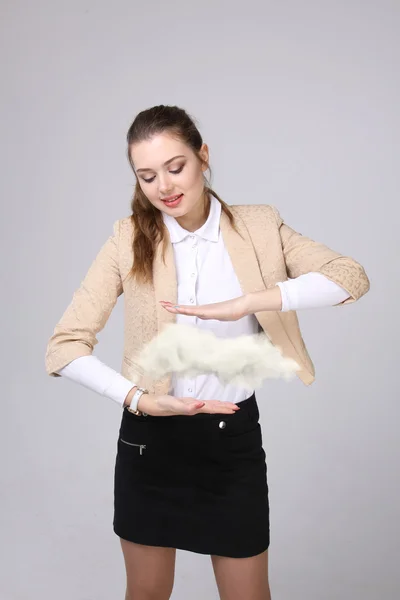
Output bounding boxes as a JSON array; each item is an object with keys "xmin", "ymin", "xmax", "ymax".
[
  {"xmin": 57, "ymin": 356, "xmax": 240, "ymax": 416},
  {"xmin": 251, "ymin": 271, "xmax": 351, "ymax": 313},
  {"xmin": 272, "ymin": 207, "xmax": 370, "ymax": 304},
  {"xmin": 45, "ymin": 220, "xmax": 123, "ymax": 377},
  {"xmin": 57, "ymin": 355, "xmax": 138, "ymax": 409},
  {"xmin": 277, "ymin": 272, "xmax": 350, "ymax": 311},
  {"xmin": 160, "ymin": 272, "xmax": 351, "ymax": 319}
]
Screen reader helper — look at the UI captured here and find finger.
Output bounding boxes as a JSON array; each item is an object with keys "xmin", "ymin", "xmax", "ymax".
[
  {"xmin": 198, "ymin": 403, "xmax": 240, "ymax": 415},
  {"xmin": 198, "ymin": 406, "xmax": 238, "ymax": 414},
  {"xmin": 160, "ymin": 303, "xmax": 193, "ymax": 315},
  {"xmin": 207, "ymin": 401, "xmax": 240, "ymax": 411},
  {"xmin": 176, "ymin": 398, "xmax": 237, "ymax": 417},
  {"xmin": 174, "ymin": 398, "xmax": 239, "ymax": 416},
  {"xmin": 159, "ymin": 301, "xmax": 207, "ymax": 318},
  {"xmin": 181, "ymin": 398, "xmax": 239, "ymax": 411}
]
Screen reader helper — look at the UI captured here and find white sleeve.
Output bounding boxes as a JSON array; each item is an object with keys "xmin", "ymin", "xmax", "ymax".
[
  {"xmin": 276, "ymin": 272, "xmax": 351, "ymax": 312},
  {"xmin": 57, "ymin": 355, "xmax": 137, "ymax": 409}
]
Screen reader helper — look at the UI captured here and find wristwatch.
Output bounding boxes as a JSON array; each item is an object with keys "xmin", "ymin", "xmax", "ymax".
[{"xmin": 126, "ymin": 387, "xmax": 149, "ymax": 416}]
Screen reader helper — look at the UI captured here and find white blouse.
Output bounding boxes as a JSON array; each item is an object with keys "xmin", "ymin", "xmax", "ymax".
[{"xmin": 57, "ymin": 198, "xmax": 350, "ymax": 410}]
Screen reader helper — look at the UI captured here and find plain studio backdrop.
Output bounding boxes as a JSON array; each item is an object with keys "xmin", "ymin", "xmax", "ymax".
[{"xmin": 1, "ymin": 1, "xmax": 398, "ymax": 599}]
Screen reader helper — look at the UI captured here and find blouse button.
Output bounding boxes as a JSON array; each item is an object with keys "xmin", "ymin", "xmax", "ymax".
[{"xmin": 219, "ymin": 421, "xmax": 226, "ymax": 429}]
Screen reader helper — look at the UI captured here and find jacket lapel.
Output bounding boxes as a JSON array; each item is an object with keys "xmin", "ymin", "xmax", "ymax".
[
  {"xmin": 153, "ymin": 232, "xmax": 178, "ymax": 333},
  {"xmin": 220, "ymin": 210, "xmax": 283, "ymax": 341},
  {"xmin": 150, "ymin": 232, "xmax": 178, "ymax": 394}
]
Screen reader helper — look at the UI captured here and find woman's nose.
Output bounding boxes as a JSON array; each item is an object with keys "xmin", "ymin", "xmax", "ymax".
[{"xmin": 158, "ymin": 173, "xmax": 173, "ymax": 195}]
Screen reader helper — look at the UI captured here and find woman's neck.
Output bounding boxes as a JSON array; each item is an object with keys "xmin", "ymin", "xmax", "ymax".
[{"xmin": 175, "ymin": 193, "xmax": 210, "ymax": 232}]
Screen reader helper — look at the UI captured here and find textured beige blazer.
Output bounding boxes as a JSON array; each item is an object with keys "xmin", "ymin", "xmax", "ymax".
[{"xmin": 45, "ymin": 204, "xmax": 370, "ymax": 395}]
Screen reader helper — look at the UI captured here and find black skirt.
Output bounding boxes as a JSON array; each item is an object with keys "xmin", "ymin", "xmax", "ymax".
[{"xmin": 113, "ymin": 392, "xmax": 269, "ymax": 558}]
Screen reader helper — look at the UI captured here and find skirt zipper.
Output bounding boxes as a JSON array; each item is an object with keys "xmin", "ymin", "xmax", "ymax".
[{"xmin": 120, "ymin": 438, "xmax": 147, "ymax": 455}]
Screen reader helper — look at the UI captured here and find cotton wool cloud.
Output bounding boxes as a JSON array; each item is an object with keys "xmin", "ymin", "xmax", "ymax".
[{"xmin": 136, "ymin": 323, "xmax": 300, "ymax": 388}]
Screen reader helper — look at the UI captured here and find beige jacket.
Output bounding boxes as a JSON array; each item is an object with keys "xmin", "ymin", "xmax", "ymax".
[{"xmin": 45, "ymin": 204, "xmax": 370, "ymax": 394}]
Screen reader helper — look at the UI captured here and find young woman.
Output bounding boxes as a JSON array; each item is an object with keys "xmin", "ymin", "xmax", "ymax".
[{"xmin": 45, "ymin": 105, "xmax": 370, "ymax": 600}]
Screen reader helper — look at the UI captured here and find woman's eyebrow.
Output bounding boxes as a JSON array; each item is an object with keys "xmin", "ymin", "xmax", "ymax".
[{"xmin": 136, "ymin": 155, "xmax": 186, "ymax": 173}]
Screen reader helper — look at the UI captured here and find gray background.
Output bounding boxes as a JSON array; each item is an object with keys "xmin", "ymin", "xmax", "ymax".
[{"xmin": 1, "ymin": 1, "xmax": 398, "ymax": 598}]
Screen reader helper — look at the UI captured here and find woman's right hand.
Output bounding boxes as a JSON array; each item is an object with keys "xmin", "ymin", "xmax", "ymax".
[{"xmin": 138, "ymin": 393, "xmax": 240, "ymax": 417}]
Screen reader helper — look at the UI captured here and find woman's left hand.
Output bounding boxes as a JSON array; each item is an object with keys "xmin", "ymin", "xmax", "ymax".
[{"xmin": 159, "ymin": 296, "xmax": 249, "ymax": 321}]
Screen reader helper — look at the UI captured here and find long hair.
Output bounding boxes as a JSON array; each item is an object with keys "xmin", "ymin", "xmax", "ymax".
[{"xmin": 126, "ymin": 105, "xmax": 239, "ymax": 284}]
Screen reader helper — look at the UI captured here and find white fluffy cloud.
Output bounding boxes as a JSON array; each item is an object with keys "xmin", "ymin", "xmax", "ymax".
[{"xmin": 137, "ymin": 323, "xmax": 300, "ymax": 388}]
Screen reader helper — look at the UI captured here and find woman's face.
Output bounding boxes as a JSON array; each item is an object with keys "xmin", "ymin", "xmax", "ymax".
[{"xmin": 130, "ymin": 132, "xmax": 209, "ymax": 218}]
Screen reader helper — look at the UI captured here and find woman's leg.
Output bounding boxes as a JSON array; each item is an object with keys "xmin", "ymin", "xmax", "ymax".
[
  {"xmin": 211, "ymin": 549, "xmax": 271, "ymax": 600},
  {"xmin": 120, "ymin": 538, "xmax": 176, "ymax": 600}
]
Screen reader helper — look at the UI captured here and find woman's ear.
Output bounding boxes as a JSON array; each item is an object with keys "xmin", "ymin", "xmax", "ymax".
[{"xmin": 199, "ymin": 143, "xmax": 209, "ymax": 172}]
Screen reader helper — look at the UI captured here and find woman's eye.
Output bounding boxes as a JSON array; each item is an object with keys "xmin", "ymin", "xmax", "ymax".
[
  {"xmin": 141, "ymin": 164, "xmax": 184, "ymax": 183},
  {"xmin": 170, "ymin": 165, "xmax": 184, "ymax": 174}
]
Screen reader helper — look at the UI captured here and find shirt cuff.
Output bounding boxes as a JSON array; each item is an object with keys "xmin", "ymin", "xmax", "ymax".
[
  {"xmin": 276, "ymin": 272, "xmax": 351, "ymax": 312},
  {"xmin": 57, "ymin": 355, "xmax": 137, "ymax": 408}
]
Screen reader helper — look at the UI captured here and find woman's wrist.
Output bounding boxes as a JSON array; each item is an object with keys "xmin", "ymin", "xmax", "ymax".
[
  {"xmin": 137, "ymin": 391, "xmax": 152, "ymax": 413},
  {"xmin": 123, "ymin": 385, "xmax": 138, "ymax": 408},
  {"xmin": 124, "ymin": 386, "xmax": 153, "ymax": 414},
  {"xmin": 245, "ymin": 286, "xmax": 282, "ymax": 314}
]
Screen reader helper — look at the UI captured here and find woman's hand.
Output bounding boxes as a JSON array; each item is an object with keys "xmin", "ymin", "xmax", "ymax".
[
  {"xmin": 138, "ymin": 393, "xmax": 240, "ymax": 417},
  {"xmin": 160, "ymin": 286, "xmax": 282, "ymax": 321},
  {"xmin": 159, "ymin": 296, "xmax": 249, "ymax": 321}
]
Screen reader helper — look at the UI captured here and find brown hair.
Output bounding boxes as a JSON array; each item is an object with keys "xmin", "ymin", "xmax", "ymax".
[{"xmin": 126, "ymin": 105, "xmax": 239, "ymax": 284}]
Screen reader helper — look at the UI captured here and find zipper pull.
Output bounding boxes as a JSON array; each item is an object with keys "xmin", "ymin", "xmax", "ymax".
[{"xmin": 140, "ymin": 445, "xmax": 146, "ymax": 455}]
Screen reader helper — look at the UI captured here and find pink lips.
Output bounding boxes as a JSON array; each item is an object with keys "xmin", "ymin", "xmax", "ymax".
[
  {"xmin": 161, "ymin": 194, "xmax": 181, "ymax": 202},
  {"xmin": 161, "ymin": 193, "xmax": 183, "ymax": 208}
]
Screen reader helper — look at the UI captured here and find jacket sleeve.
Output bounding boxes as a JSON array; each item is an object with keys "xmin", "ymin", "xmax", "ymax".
[
  {"xmin": 45, "ymin": 220, "xmax": 124, "ymax": 377},
  {"xmin": 272, "ymin": 207, "xmax": 370, "ymax": 304}
]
